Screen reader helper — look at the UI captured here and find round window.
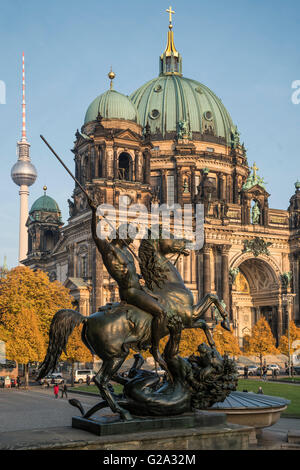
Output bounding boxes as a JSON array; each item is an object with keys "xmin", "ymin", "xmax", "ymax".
[
  {"xmin": 149, "ymin": 109, "xmax": 160, "ymax": 119},
  {"xmin": 154, "ymin": 84, "xmax": 162, "ymax": 92},
  {"xmin": 204, "ymin": 111, "xmax": 213, "ymax": 121}
]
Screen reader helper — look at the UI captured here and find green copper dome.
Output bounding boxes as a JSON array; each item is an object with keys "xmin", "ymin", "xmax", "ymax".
[
  {"xmin": 84, "ymin": 89, "xmax": 139, "ymax": 124},
  {"xmin": 130, "ymin": 75, "xmax": 235, "ymax": 143},
  {"xmin": 30, "ymin": 194, "xmax": 60, "ymax": 214}
]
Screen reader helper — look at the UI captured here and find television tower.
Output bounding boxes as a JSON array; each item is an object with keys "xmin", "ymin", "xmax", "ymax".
[{"xmin": 11, "ymin": 53, "xmax": 37, "ymax": 264}]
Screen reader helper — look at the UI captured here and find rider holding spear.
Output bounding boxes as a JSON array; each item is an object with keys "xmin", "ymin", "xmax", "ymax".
[{"xmin": 40, "ymin": 136, "xmax": 171, "ymax": 374}]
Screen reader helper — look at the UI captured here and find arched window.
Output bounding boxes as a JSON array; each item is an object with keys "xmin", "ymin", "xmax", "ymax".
[
  {"xmin": 44, "ymin": 230, "xmax": 55, "ymax": 251},
  {"xmin": 118, "ymin": 152, "xmax": 132, "ymax": 180}
]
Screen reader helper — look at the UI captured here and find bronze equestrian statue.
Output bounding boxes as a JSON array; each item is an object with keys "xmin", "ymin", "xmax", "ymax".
[
  {"xmin": 37, "ymin": 226, "xmax": 231, "ymax": 421},
  {"xmin": 38, "ymin": 136, "xmax": 235, "ymax": 422}
]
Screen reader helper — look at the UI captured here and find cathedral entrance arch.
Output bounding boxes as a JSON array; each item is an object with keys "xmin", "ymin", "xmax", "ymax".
[{"xmin": 231, "ymin": 256, "xmax": 281, "ymax": 347}]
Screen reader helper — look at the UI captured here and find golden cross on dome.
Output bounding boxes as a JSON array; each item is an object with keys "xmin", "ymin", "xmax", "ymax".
[
  {"xmin": 251, "ymin": 162, "xmax": 259, "ymax": 179},
  {"xmin": 166, "ymin": 5, "xmax": 175, "ymax": 27}
]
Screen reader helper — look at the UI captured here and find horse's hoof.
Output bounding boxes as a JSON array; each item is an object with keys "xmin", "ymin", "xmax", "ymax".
[{"xmin": 120, "ymin": 410, "xmax": 133, "ymax": 421}]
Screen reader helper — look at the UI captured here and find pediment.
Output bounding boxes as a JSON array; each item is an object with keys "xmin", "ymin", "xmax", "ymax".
[
  {"xmin": 64, "ymin": 277, "xmax": 89, "ymax": 291},
  {"xmin": 243, "ymin": 184, "xmax": 270, "ymax": 197},
  {"xmin": 114, "ymin": 128, "xmax": 142, "ymax": 143}
]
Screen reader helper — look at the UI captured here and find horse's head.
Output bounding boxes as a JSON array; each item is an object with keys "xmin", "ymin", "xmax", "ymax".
[
  {"xmin": 139, "ymin": 233, "xmax": 190, "ymax": 291},
  {"xmin": 158, "ymin": 236, "xmax": 190, "ymax": 258}
]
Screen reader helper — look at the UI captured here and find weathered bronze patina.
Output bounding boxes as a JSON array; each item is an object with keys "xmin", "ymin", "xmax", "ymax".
[
  {"xmin": 37, "ymin": 138, "xmax": 235, "ymax": 422},
  {"xmin": 37, "ymin": 217, "xmax": 234, "ymax": 420}
]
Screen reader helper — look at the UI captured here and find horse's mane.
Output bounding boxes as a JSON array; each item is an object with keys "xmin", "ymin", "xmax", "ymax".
[{"xmin": 138, "ymin": 238, "xmax": 168, "ymax": 291}]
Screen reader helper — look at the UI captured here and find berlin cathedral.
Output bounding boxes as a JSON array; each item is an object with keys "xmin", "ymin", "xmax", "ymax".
[{"xmin": 22, "ymin": 12, "xmax": 300, "ymax": 347}]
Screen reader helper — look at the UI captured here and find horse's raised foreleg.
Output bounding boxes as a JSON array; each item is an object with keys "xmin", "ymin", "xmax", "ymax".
[
  {"xmin": 192, "ymin": 294, "xmax": 230, "ymax": 331},
  {"xmin": 192, "ymin": 318, "xmax": 216, "ymax": 348},
  {"xmin": 93, "ymin": 354, "xmax": 132, "ymax": 421}
]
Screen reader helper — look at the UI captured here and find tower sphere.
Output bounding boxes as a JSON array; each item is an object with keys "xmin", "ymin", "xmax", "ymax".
[{"xmin": 11, "ymin": 160, "xmax": 37, "ymax": 187}]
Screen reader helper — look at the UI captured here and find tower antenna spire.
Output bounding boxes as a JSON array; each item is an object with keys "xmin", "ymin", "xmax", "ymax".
[{"xmin": 22, "ymin": 52, "xmax": 27, "ymax": 142}]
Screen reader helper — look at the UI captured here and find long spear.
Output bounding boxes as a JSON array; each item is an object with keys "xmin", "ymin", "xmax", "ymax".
[{"xmin": 40, "ymin": 135, "xmax": 141, "ymax": 263}]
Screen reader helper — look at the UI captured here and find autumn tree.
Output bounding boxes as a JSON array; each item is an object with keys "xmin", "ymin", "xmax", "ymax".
[
  {"xmin": 0, "ymin": 266, "xmax": 73, "ymax": 386},
  {"xmin": 244, "ymin": 317, "xmax": 278, "ymax": 373},
  {"xmin": 213, "ymin": 324, "xmax": 241, "ymax": 356},
  {"xmin": 178, "ymin": 329, "xmax": 207, "ymax": 357},
  {"xmin": 278, "ymin": 321, "xmax": 300, "ymax": 357}
]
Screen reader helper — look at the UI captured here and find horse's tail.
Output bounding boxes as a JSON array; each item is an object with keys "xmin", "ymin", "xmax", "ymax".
[{"xmin": 37, "ymin": 309, "xmax": 86, "ymax": 380}]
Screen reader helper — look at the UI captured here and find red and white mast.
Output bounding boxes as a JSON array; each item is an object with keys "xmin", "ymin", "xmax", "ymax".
[{"xmin": 11, "ymin": 53, "xmax": 37, "ymax": 264}]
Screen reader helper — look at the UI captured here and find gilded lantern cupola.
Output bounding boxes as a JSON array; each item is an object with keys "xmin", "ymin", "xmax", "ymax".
[{"xmin": 159, "ymin": 6, "xmax": 182, "ymax": 76}]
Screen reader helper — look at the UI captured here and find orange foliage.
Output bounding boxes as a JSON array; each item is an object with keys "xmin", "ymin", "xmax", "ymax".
[
  {"xmin": 278, "ymin": 321, "xmax": 300, "ymax": 356},
  {"xmin": 245, "ymin": 317, "xmax": 277, "ymax": 366},
  {"xmin": 0, "ymin": 266, "xmax": 73, "ymax": 365}
]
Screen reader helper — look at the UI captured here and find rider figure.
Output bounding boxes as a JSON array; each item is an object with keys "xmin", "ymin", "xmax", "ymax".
[{"xmin": 88, "ymin": 196, "xmax": 169, "ymax": 372}]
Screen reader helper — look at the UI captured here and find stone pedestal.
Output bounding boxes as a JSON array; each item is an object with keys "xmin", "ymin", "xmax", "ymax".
[{"xmin": 68, "ymin": 411, "xmax": 254, "ymax": 450}]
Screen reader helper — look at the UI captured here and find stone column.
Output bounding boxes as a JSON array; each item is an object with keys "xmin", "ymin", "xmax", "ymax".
[
  {"xmin": 221, "ymin": 244, "xmax": 231, "ymax": 314},
  {"xmin": 191, "ymin": 168, "xmax": 196, "ymax": 201},
  {"xmin": 92, "ymin": 246, "xmax": 103, "ymax": 312},
  {"xmin": 292, "ymin": 252, "xmax": 299, "ymax": 321},
  {"xmin": 101, "ymin": 145, "xmax": 106, "ymax": 178},
  {"xmin": 144, "ymin": 151, "xmax": 151, "ymax": 184},
  {"xmin": 203, "ymin": 244, "xmax": 212, "ymax": 320},
  {"xmin": 196, "ymin": 251, "xmax": 203, "ymax": 300},
  {"xmin": 178, "ymin": 169, "xmax": 184, "ymax": 205},
  {"xmin": 67, "ymin": 243, "xmax": 76, "ymax": 277},
  {"xmin": 203, "ymin": 244, "xmax": 212, "ymax": 296},
  {"xmin": 134, "ymin": 150, "xmax": 139, "ymax": 181},
  {"xmin": 162, "ymin": 169, "xmax": 168, "ymax": 204},
  {"xmin": 233, "ymin": 170, "xmax": 239, "ymax": 204},
  {"xmin": 113, "ymin": 147, "xmax": 118, "ymax": 179},
  {"xmin": 219, "ymin": 173, "xmax": 226, "ymax": 201},
  {"xmin": 106, "ymin": 145, "xmax": 114, "ymax": 179},
  {"xmin": 137, "ymin": 151, "xmax": 144, "ymax": 181}
]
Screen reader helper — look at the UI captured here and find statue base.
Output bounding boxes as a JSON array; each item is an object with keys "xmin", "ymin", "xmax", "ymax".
[{"xmin": 72, "ymin": 411, "xmax": 226, "ymax": 437}]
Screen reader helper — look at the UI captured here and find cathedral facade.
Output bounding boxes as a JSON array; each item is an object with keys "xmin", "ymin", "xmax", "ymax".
[{"xmin": 23, "ymin": 19, "xmax": 300, "ymax": 347}]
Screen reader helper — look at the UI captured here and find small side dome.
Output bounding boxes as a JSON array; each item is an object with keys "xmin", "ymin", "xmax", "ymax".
[
  {"xmin": 84, "ymin": 89, "xmax": 139, "ymax": 125},
  {"xmin": 30, "ymin": 194, "xmax": 61, "ymax": 214}
]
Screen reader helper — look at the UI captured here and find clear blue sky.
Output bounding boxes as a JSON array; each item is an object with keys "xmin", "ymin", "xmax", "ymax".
[{"xmin": 1, "ymin": 0, "xmax": 300, "ymax": 268}]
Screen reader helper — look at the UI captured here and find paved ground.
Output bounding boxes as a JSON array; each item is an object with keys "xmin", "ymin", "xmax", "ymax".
[
  {"xmin": 1, "ymin": 386, "xmax": 300, "ymax": 449},
  {"xmin": 0, "ymin": 386, "xmax": 108, "ymax": 433}
]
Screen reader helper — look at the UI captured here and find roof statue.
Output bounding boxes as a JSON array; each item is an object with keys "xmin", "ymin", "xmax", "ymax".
[{"xmin": 242, "ymin": 162, "xmax": 267, "ymax": 191}]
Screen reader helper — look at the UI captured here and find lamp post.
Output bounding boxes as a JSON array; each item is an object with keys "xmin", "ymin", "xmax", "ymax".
[{"xmin": 282, "ymin": 293, "xmax": 295, "ymax": 377}]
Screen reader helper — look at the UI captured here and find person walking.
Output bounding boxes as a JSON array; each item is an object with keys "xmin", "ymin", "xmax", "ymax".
[
  {"xmin": 285, "ymin": 362, "xmax": 289, "ymax": 375},
  {"xmin": 86, "ymin": 375, "xmax": 91, "ymax": 386},
  {"xmin": 61, "ymin": 383, "xmax": 68, "ymax": 398},
  {"xmin": 16, "ymin": 376, "xmax": 21, "ymax": 389},
  {"xmin": 262, "ymin": 366, "xmax": 267, "ymax": 382},
  {"xmin": 53, "ymin": 384, "xmax": 59, "ymax": 399},
  {"xmin": 243, "ymin": 366, "xmax": 248, "ymax": 379}
]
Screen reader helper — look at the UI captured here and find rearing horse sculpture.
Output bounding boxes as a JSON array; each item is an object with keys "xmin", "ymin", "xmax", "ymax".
[{"xmin": 37, "ymin": 235, "xmax": 230, "ymax": 421}]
